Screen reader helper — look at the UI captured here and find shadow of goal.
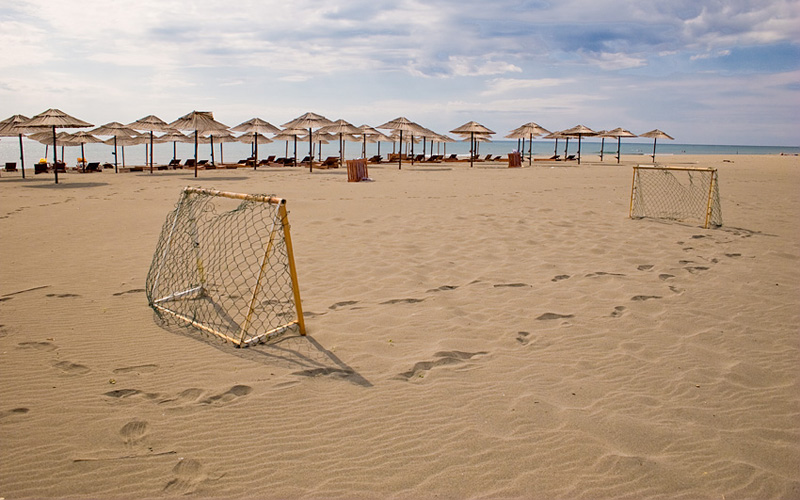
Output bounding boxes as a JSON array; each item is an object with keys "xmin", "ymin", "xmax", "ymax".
[{"xmin": 146, "ymin": 188, "xmax": 305, "ymax": 347}]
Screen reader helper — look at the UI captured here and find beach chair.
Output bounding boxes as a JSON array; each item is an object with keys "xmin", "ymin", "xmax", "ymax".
[
  {"xmin": 197, "ymin": 159, "xmax": 212, "ymax": 169},
  {"xmin": 368, "ymin": 155, "xmax": 382, "ymax": 163},
  {"xmin": 565, "ymin": 155, "xmax": 576, "ymax": 161},
  {"xmin": 5, "ymin": 162, "xmax": 17, "ymax": 172},
  {"xmin": 258, "ymin": 155, "xmax": 276, "ymax": 166},
  {"xmin": 35, "ymin": 162, "xmax": 49, "ymax": 174},
  {"xmin": 183, "ymin": 159, "xmax": 196, "ymax": 169},
  {"xmin": 413, "ymin": 154, "xmax": 425, "ymax": 162},
  {"xmin": 54, "ymin": 161, "xmax": 67, "ymax": 173},
  {"xmin": 443, "ymin": 154, "xmax": 459, "ymax": 162},
  {"xmin": 168, "ymin": 159, "xmax": 181, "ymax": 168},
  {"xmin": 84, "ymin": 162, "xmax": 101, "ymax": 172},
  {"xmin": 102, "ymin": 162, "xmax": 113, "ymax": 169},
  {"xmin": 318, "ymin": 156, "xmax": 340, "ymax": 169}
]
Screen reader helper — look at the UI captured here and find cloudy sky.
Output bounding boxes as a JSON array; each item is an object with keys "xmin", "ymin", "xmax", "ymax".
[{"xmin": 2, "ymin": 0, "xmax": 798, "ymax": 145}]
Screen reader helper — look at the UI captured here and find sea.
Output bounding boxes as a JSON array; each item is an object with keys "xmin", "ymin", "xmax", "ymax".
[{"xmin": 1, "ymin": 137, "xmax": 798, "ymax": 170}]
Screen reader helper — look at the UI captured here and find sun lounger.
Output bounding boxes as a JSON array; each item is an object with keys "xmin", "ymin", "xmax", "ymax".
[
  {"xmin": 443, "ymin": 154, "xmax": 459, "ymax": 162},
  {"xmin": 54, "ymin": 161, "xmax": 66, "ymax": 173},
  {"xmin": 534, "ymin": 155, "xmax": 560, "ymax": 162},
  {"xmin": 368, "ymin": 155, "xmax": 382, "ymax": 163},
  {"xmin": 83, "ymin": 162, "xmax": 101, "ymax": 172},
  {"xmin": 183, "ymin": 159, "xmax": 196, "ymax": 169},
  {"xmin": 35, "ymin": 162, "xmax": 49, "ymax": 174},
  {"xmin": 258, "ymin": 155, "xmax": 275, "ymax": 166},
  {"xmin": 168, "ymin": 159, "xmax": 181, "ymax": 168},
  {"xmin": 318, "ymin": 156, "xmax": 340, "ymax": 169},
  {"xmin": 5, "ymin": 162, "xmax": 17, "ymax": 172},
  {"xmin": 102, "ymin": 162, "xmax": 113, "ymax": 169}
]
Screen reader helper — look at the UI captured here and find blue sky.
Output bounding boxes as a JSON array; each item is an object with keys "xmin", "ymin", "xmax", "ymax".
[{"xmin": 1, "ymin": 0, "xmax": 798, "ymax": 146}]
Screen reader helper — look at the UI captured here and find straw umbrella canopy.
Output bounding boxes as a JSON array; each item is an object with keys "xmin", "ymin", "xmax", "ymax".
[
  {"xmin": 168, "ymin": 111, "xmax": 230, "ymax": 177},
  {"xmin": 90, "ymin": 122, "xmax": 139, "ymax": 173},
  {"xmin": 23, "ymin": 109, "xmax": 93, "ymax": 183},
  {"xmin": 357, "ymin": 125, "xmax": 390, "ymax": 159},
  {"xmin": 273, "ymin": 128, "xmax": 307, "ymax": 166},
  {"xmin": 199, "ymin": 130, "xmax": 236, "ymax": 166},
  {"xmin": 377, "ymin": 117, "xmax": 422, "ymax": 169},
  {"xmin": 511, "ymin": 122, "xmax": 551, "ymax": 165},
  {"xmin": 63, "ymin": 130, "xmax": 103, "ymax": 171},
  {"xmin": 450, "ymin": 121, "xmax": 495, "ymax": 168},
  {"xmin": 128, "ymin": 115, "xmax": 171, "ymax": 174},
  {"xmin": 0, "ymin": 114, "xmax": 32, "ymax": 178},
  {"xmin": 639, "ymin": 129, "xmax": 674, "ymax": 163},
  {"xmin": 562, "ymin": 125, "xmax": 597, "ymax": 165},
  {"xmin": 103, "ymin": 134, "xmax": 146, "ymax": 169},
  {"xmin": 230, "ymin": 118, "xmax": 281, "ymax": 170},
  {"xmin": 319, "ymin": 119, "xmax": 360, "ymax": 167},
  {"xmin": 236, "ymin": 132, "xmax": 273, "ymax": 161},
  {"xmin": 154, "ymin": 130, "xmax": 192, "ymax": 163},
  {"xmin": 603, "ymin": 128, "xmax": 637, "ymax": 163},
  {"xmin": 282, "ymin": 112, "xmax": 333, "ymax": 172}
]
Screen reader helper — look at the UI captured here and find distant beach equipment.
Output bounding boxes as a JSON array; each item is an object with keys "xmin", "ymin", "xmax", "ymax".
[
  {"xmin": 231, "ymin": 118, "xmax": 281, "ymax": 170},
  {"xmin": 0, "ymin": 114, "xmax": 32, "ymax": 178},
  {"xmin": 282, "ymin": 112, "xmax": 334, "ymax": 172},
  {"xmin": 604, "ymin": 128, "xmax": 638, "ymax": 164},
  {"xmin": 561, "ymin": 125, "xmax": 598, "ymax": 165},
  {"xmin": 23, "ymin": 109, "xmax": 93, "ymax": 183},
  {"xmin": 128, "ymin": 115, "xmax": 171, "ymax": 174},
  {"xmin": 450, "ymin": 121, "xmax": 496, "ymax": 168},
  {"xmin": 377, "ymin": 117, "xmax": 422, "ymax": 170},
  {"xmin": 91, "ymin": 122, "xmax": 140, "ymax": 172},
  {"xmin": 168, "ymin": 111, "xmax": 229, "ymax": 178},
  {"xmin": 639, "ymin": 129, "xmax": 675, "ymax": 163},
  {"xmin": 507, "ymin": 122, "xmax": 550, "ymax": 166}
]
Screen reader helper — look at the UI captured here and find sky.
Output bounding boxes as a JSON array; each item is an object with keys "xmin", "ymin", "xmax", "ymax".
[{"xmin": 1, "ymin": 0, "xmax": 799, "ymax": 146}]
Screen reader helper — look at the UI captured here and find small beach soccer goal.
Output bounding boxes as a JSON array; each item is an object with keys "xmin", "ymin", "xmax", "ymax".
[
  {"xmin": 630, "ymin": 165, "xmax": 722, "ymax": 228},
  {"xmin": 146, "ymin": 188, "xmax": 305, "ymax": 347}
]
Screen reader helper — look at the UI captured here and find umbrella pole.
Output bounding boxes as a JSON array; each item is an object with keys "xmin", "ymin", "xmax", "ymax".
[
  {"xmin": 564, "ymin": 138, "xmax": 569, "ymax": 159},
  {"xmin": 150, "ymin": 130, "xmax": 154, "ymax": 174},
  {"xmin": 254, "ymin": 133, "xmax": 258, "ymax": 170},
  {"xmin": 553, "ymin": 139, "xmax": 558, "ymax": 156},
  {"xmin": 398, "ymin": 130, "xmax": 403, "ymax": 169},
  {"xmin": 18, "ymin": 133, "xmax": 25, "ymax": 179},
  {"xmin": 210, "ymin": 136, "xmax": 215, "ymax": 166},
  {"xmin": 577, "ymin": 135, "xmax": 582, "ymax": 165},
  {"xmin": 194, "ymin": 130, "xmax": 198, "ymax": 178},
  {"xmin": 122, "ymin": 146, "xmax": 126, "ymax": 167},
  {"xmin": 617, "ymin": 137, "xmax": 621, "ymax": 164},
  {"xmin": 52, "ymin": 126, "xmax": 58, "ymax": 184},
  {"xmin": 220, "ymin": 142, "xmax": 224, "ymax": 165},
  {"xmin": 529, "ymin": 133, "xmax": 533, "ymax": 166},
  {"xmin": 293, "ymin": 137, "xmax": 297, "ymax": 168},
  {"xmin": 652, "ymin": 138, "xmax": 657, "ymax": 163},
  {"xmin": 173, "ymin": 141, "xmax": 176, "ymax": 162},
  {"xmin": 470, "ymin": 132, "xmax": 474, "ymax": 168},
  {"xmin": 308, "ymin": 127, "xmax": 313, "ymax": 172},
  {"xmin": 600, "ymin": 138, "xmax": 605, "ymax": 161},
  {"xmin": 81, "ymin": 143, "xmax": 86, "ymax": 172},
  {"xmin": 114, "ymin": 136, "xmax": 119, "ymax": 173}
]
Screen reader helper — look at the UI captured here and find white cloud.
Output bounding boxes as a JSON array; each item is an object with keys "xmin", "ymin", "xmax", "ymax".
[{"xmin": 482, "ymin": 78, "xmax": 572, "ymax": 95}]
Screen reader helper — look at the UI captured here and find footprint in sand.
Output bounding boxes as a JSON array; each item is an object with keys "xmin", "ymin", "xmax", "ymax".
[
  {"xmin": 426, "ymin": 285, "xmax": 459, "ymax": 293},
  {"xmin": 659, "ymin": 274, "xmax": 675, "ymax": 281},
  {"xmin": 45, "ymin": 293, "xmax": 81, "ymax": 298},
  {"xmin": 53, "ymin": 360, "xmax": 91, "ymax": 375},
  {"xmin": 516, "ymin": 331, "xmax": 531, "ymax": 345},
  {"xmin": 536, "ymin": 312, "xmax": 574, "ymax": 321},
  {"xmin": 120, "ymin": 419, "xmax": 149, "ymax": 445},
  {"xmin": 112, "ymin": 288, "xmax": 145, "ymax": 296},
  {"xmin": 493, "ymin": 283, "xmax": 531, "ymax": 288},
  {"xmin": 164, "ymin": 459, "xmax": 209, "ymax": 494},
  {"xmin": 200, "ymin": 385, "xmax": 252, "ymax": 405},
  {"xmin": 585, "ymin": 271, "xmax": 625, "ymax": 278},
  {"xmin": 637, "ymin": 265, "xmax": 654, "ymax": 271},
  {"xmin": 631, "ymin": 295, "xmax": 662, "ymax": 301},
  {"xmin": 0, "ymin": 407, "xmax": 30, "ymax": 420},
  {"xmin": 610, "ymin": 306, "xmax": 627, "ymax": 318},
  {"xmin": 551, "ymin": 275, "xmax": 570, "ymax": 282},
  {"xmin": 329, "ymin": 300, "xmax": 359, "ymax": 310},
  {"xmin": 397, "ymin": 351, "xmax": 487, "ymax": 380},
  {"xmin": 380, "ymin": 297, "xmax": 426, "ymax": 304}
]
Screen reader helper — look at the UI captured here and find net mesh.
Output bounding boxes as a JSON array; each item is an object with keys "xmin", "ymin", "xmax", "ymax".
[
  {"xmin": 146, "ymin": 188, "xmax": 301, "ymax": 346},
  {"xmin": 631, "ymin": 166, "xmax": 722, "ymax": 228}
]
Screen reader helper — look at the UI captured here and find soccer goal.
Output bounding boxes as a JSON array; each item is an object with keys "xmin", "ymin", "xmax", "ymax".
[
  {"xmin": 629, "ymin": 165, "xmax": 722, "ymax": 228},
  {"xmin": 146, "ymin": 188, "xmax": 305, "ymax": 347}
]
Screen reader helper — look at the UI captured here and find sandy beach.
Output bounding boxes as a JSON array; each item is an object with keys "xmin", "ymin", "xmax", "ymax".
[{"xmin": 1, "ymin": 155, "xmax": 798, "ymax": 499}]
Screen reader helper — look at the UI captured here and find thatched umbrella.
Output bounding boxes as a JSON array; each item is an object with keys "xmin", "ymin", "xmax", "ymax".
[
  {"xmin": 510, "ymin": 122, "xmax": 551, "ymax": 165},
  {"xmin": 450, "ymin": 121, "xmax": 495, "ymax": 168},
  {"xmin": 320, "ymin": 119, "xmax": 360, "ymax": 167},
  {"xmin": 154, "ymin": 130, "xmax": 191, "ymax": 164},
  {"xmin": 168, "ymin": 111, "xmax": 229, "ymax": 177},
  {"xmin": 23, "ymin": 109, "xmax": 93, "ymax": 184},
  {"xmin": 604, "ymin": 128, "xmax": 638, "ymax": 163},
  {"xmin": 91, "ymin": 122, "xmax": 139, "ymax": 173},
  {"xmin": 64, "ymin": 130, "xmax": 103, "ymax": 172},
  {"xmin": 639, "ymin": 129, "xmax": 674, "ymax": 163},
  {"xmin": 377, "ymin": 117, "xmax": 422, "ymax": 169},
  {"xmin": 562, "ymin": 125, "xmax": 597, "ymax": 165},
  {"xmin": 230, "ymin": 118, "xmax": 280, "ymax": 170},
  {"xmin": 236, "ymin": 132, "xmax": 273, "ymax": 163},
  {"xmin": 282, "ymin": 112, "xmax": 333, "ymax": 172},
  {"xmin": 273, "ymin": 128, "xmax": 307, "ymax": 166},
  {"xmin": 0, "ymin": 114, "xmax": 32, "ymax": 178},
  {"xmin": 102, "ymin": 134, "xmax": 146, "ymax": 169},
  {"xmin": 199, "ymin": 130, "xmax": 236, "ymax": 166},
  {"xmin": 128, "ymin": 115, "xmax": 171, "ymax": 174}
]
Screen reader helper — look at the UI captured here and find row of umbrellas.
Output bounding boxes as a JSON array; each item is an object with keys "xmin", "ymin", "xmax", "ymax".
[{"xmin": 0, "ymin": 109, "xmax": 674, "ymax": 183}]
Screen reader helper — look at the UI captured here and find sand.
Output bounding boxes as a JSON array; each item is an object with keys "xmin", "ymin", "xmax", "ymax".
[{"xmin": 1, "ymin": 155, "xmax": 798, "ymax": 499}]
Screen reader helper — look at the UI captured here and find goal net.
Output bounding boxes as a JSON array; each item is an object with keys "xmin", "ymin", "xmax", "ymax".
[
  {"xmin": 146, "ymin": 188, "xmax": 305, "ymax": 347},
  {"xmin": 630, "ymin": 166, "xmax": 722, "ymax": 228}
]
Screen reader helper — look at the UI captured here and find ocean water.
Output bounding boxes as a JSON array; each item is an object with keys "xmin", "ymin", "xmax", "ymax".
[{"xmin": 1, "ymin": 137, "xmax": 797, "ymax": 170}]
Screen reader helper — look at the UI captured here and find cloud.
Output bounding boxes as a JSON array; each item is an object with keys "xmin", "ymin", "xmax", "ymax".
[{"xmin": 482, "ymin": 78, "xmax": 572, "ymax": 95}]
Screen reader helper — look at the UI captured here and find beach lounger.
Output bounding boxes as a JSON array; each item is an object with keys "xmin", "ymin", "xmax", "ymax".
[
  {"xmin": 368, "ymin": 155, "xmax": 382, "ymax": 163},
  {"xmin": 168, "ymin": 159, "xmax": 181, "ymax": 168},
  {"xmin": 35, "ymin": 162, "xmax": 49, "ymax": 174},
  {"xmin": 443, "ymin": 154, "xmax": 459, "ymax": 162},
  {"xmin": 258, "ymin": 156, "xmax": 275, "ymax": 166},
  {"xmin": 102, "ymin": 162, "xmax": 113, "ymax": 169},
  {"xmin": 5, "ymin": 162, "xmax": 17, "ymax": 172},
  {"xmin": 534, "ymin": 155, "xmax": 560, "ymax": 162},
  {"xmin": 318, "ymin": 156, "xmax": 340, "ymax": 169},
  {"xmin": 54, "ymin": 161, "xmax": 67, "ymax": 173},
  {"xmin": 183, "ymin": 159, "xmax": 196, "ymax": 169},
  {"xmin": 83, "ymin": 162, "xmax": 101, "ymax": 172}
]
